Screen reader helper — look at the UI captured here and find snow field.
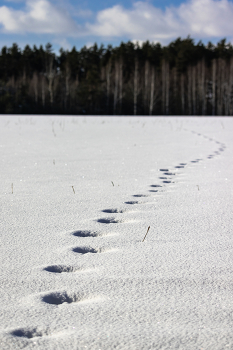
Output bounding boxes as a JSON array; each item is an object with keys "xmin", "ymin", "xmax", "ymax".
[{"xmin": 0, "ymin": 116, "xmax": 233, "ymax": 350}]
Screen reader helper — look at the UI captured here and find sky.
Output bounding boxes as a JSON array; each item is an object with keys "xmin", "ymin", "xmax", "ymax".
[{"xmin": 0, "ymin": 0, "xmax": 233, "ymax": 52}]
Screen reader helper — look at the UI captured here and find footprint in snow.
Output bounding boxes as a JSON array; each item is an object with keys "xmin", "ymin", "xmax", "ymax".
[
  {"xmin": 159, "ymin": 169, "xmax": 169, "ymax": 171},
  {"xmin": 150, "ymin": 185, "xmax": 162, "ymax": 188},
  {"xmin": 72, "ymin": 246, "xmax": 113, "ymax": 255},
  {"xmin": 132, "ymin": 194, "xmax": 149, "ymax": 197},
  {"xmin": 44, "ymin": 265, "xmax": 80, "ymax": 273},
  {"xmin": 42, "ymin": 291, "xmax": 99, "ymax": 305},
  {"xmin": 72, "ymin": 246, "xmax": 100, "ymax": 254},
  {"xmin": 11, "ymin": 328, "xmax": 50, "ymax": 339},
  {"xmin": 175, "ymin": 165, "xmax": 185, "ymax": 168},
  {"xmin": 72, "ymin": 230, "xmax": 100, "ymax": 237},
  {"xmin": 97, "ymin": 217, "xmax": 122, "ymax": 224},
  {"xmin": 164, "ymin": 172, "xmax": 176, "ymax": 176},
  {"xmin": 102, "ymin": 208, "xmax": 126, "ymax": 213},
  {"xmin": 125, "ymin": 201, "xmax": 140, "ymax": 205}
]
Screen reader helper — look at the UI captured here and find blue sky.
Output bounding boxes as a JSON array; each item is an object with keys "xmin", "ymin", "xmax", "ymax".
[{"xmin": 0, "ymin": 0, "xmax": 233, "ymax": 52}]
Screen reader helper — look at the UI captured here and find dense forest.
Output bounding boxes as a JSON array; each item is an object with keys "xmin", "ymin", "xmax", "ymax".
[{"xmin": 0, "ymin": 37, "xmax": 233, "ymax": 115}]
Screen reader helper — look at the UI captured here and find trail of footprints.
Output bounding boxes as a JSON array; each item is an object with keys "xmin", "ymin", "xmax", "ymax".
[{"xmin": 10, "ymin": 129, "xmax": 227, "ymax": 341}]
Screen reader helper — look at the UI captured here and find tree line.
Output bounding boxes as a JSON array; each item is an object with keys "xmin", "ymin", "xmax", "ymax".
[{"xmin": 0, "ymin": 37, "xmax": 233, "ymax": 115}]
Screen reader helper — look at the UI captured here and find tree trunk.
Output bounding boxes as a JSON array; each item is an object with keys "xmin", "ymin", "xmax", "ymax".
[
  {"xmin": 229, "ymin": 57, "xmax": 233, "ymax": 115},
  {"xmin": 149, "ymin": 66, "xmax": 155, "ymax": 115},
  {"xmin": 162, "ymin": 60, "xmax": 166, "ymax": 114},
  {"xmin": 201, "ymin": 59, "xmax": 206, "ymax": 115},
  {"xmin": 134, "ymin": 57, "xmax": 138, "ymax": 115},
  {"xmin": 41, "ymin": 75, "xmax": 46, "ymax": 107},
  {"xmin": 173, "ymin": 67, "xmax": 177, "ymax": 114},
  {"xmin": 188, "ymin": 66, "xmax": 192, "ymax": 115},
  {"xmin": 192, "ymin": 65, "xmax": 196, "ymax": 115},
  {"xmin": 165, "ymin": 62, "xmax": 169, "ymax": 115},
  {"xmin": 119, "ymin": 57, "xmax": 123, "ymax": 114},
  {"xmin": 32, "ymin": 72, "xmax": 38, "ymax": 104},
  {"xmin": 212, "ymin": 59, "xmax": 216, "ymax": 115},
  {"xmin": 181, "ymin": 74, "xmax": 185, "ymax": 115},
  {"xmin": 106, "ymin": 62, "xmax": 111, "ymax": 114},
  {"xmin": 144, "ymin": 60, "xmax": 149, "ymax": 114},
  {"xmin": 114, "ymin": 61, "xmax": 119, "ymax": 114},
  {"xmin": 47, "ymin": 56, "xmax": 55, "ymax": 106},
  {"xmin": 65, "ymin": 62, "xmax": 71, "ymax": 110},
  {"xmin": 217, "ymin": 59, "xmax": 221, "ymax": 115}
]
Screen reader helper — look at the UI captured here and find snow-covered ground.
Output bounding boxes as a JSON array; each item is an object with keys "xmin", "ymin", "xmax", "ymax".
[{"xmin": 0, "ymin": 116, "xmax": 233, "ymax": 350}]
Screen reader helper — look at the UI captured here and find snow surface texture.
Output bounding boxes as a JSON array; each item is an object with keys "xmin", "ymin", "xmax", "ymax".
[{"xmin": 0, "ymin": 116, "xmax": 232, "ymax": 350}]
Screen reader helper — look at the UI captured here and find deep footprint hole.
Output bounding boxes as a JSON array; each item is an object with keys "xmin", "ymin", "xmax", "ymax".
[
  {"xmin": 72, "ymin": 230, "xmax": 99, "ymax": 237},
  {"xmin": 73, "ymin": 246, "xmax": 98, "ymax": 254},
  {"xmin": 132, "ymin": 194, "xmax": 149, "ymax": 197},
  {"xmin": 44, "ymin": 265, "xmax": 77, "ymax": 273},
  {"xmin": 125, "ymin": 201, "xmax": 139, "ymax": 205},
  {"xmin": 42, "ymin": 291, "xmax": 82, "ymax": 305},
  {"xmin": 102, "ymin": 208, "xmax": 126, "ymax": 213},
  {"xmin": 11, "ymin": 328, "xmax": 44, "ymax": 339},
  {"xmin": 97, "ymin": 218, "xmax": 121, "ymax": 224}
]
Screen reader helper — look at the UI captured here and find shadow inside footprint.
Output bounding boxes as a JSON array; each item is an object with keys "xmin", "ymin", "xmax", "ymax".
[
  {"xmin": 132, "ymin": 194, "xmax": 149, "ymax": 197},
  {"xmin": 11, "ymin": 328, "xmax": 44, "ymax": 339},
  {"xmin": 163, "ymin": 180, "xmax": 172, "ymax": 183},
  {"xmin": 102, "ymin": 208, "xmax": 126, "ymax": 213},
  {"xmin": 164, "ymin": 172, "xmax": 176, "ymax": 176},
  {"xmin": 151, "ymin": 185, "xmax": 162, "ymax": 188},
  {"xmin": 97, "ymin": 218, "xmax": 121, "ymax": 224},
  {"xmin": 72, "ymin": 230, "xmax": 99, "ymax": 237},
  {"xmin": 44, "ymin": 265, "xmax": 77, "ymax": 273},
  {"xmin": 73, "ymin": 247, "xmax": 98, "ymax": 254},
  {"xmin": 125, "ymin": 201, "xmax": 139, "ymax": 205},
  {"xmin": 42, "ymin": 291, "xmax": 81, "ymax": 305},
  {"xmin": 159, "ymin": 169, "xmax": 169, "ymax": 171},
  {"xmin": 175, "ymin": 166, "xmax": 184, "ymax": 168}
]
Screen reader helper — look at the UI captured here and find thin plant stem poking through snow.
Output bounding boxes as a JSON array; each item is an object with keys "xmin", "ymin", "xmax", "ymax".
[{"xmin": 142, "ymin": 226, "xmax": 150, "ymax": 242}]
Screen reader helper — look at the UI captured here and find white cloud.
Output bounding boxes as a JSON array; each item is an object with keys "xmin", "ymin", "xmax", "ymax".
[
  {"xmin": 86, "ymin": 0, "xmax": 233, "ymax": 42},
  {"xmin": 0, "ymin": 0, "xmax": 79, "ymax": 34},
  {"xmin": 0, "ymin": 0, "xmax": 233, "ymax": 43}
]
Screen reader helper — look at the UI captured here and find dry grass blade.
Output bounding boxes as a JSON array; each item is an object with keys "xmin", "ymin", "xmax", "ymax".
[{"xmin": 142, "ymin": 226, "xmax": 150, "ymax": 242}]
